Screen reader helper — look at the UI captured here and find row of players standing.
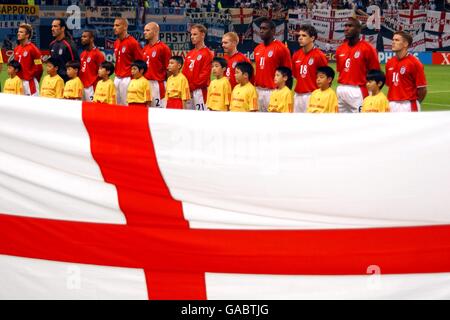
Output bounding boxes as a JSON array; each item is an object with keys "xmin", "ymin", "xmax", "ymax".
[{"xmin": 0, "ymin": 16, "xmax": 427, "ymax": 112}]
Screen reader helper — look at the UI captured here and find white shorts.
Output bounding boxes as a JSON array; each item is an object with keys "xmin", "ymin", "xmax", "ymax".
[
  {"xmin": 23, "ymin": 78, "xmax": 40, "ymax": 96},
  {"xmin": 149, "ymin": 80, "xmax": 166, "ymax": 108},
  {"xmin": 389, "ymin": 100, "xmax": 421, "ymax": 112},
  {"xmin": 186, "ymin": 88, "xmax": 208, "ymax": 111},
  {"xmin": 256, "ymin": 87, "xmax": 273, "ymax": 112},
  {"xmin": 294, "ymin": 93, "xmax": 311, "ymax": 113},
  {"xmin": 114, "ymin": 76, "xmax": 131, "ymax": 106},
  {"xmin": 83, "ymin": 86, "xmax": 95, "ymax": 102},
  {"xmin": 336, "ymin": 85, "xmax": 364, "ymax": 113}
]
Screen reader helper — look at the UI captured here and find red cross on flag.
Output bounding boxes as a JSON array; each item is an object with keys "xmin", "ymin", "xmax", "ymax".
[{"xmin": 1, "ymin": 94, "xmax": 450, "ymax": 299}]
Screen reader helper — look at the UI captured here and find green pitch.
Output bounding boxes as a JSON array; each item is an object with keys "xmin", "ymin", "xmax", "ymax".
[{"xmin": 1, "ymin": 63, "xmax": 449, "ymax": 111}]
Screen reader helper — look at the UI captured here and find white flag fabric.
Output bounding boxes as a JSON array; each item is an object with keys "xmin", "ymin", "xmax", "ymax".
[{"xmin": 1, "ymin": 94, "xmax": 450, "ymax": 299}]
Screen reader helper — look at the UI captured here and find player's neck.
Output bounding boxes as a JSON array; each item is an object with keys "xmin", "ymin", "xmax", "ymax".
[
  {"xmin": 348, "ymin": 36, "xmax": 360, "ymax": 47},
  {"xmin": 55, "ymin": 34, "xmax": 65, "ymax": 41},
  {"xmin": 396, "ymin": 49, "xmax": 408, "ymax": 60},
  {"xmin": 148, "ymin": 38, "xmax": 158, "ymax": 46},
  {"xmin": 118, "ymin": 33, "xmax": 128, "ymax": 41},
  {"xmin": 101, "ymin": 76, "xmax": 109, "ymax": 81},
  {"xmin": 9, "ymin": 73, "xmax": 16, "ymax": 79},
  {"xmin": 277, "ymin": 83, "xmax": 285, "ymax": 90},
  {"xmin": 195, "ymin": 42, "xmax": 206, "ymax": 50},
  {"xmin": 86, "ymin": 43, "xmax": 94, "ymax": 51},
  {"xmin": 227, "ymin": 48, "xmax": 238, "ymax": 56},
  {"xmin": 319, "ymin": 85, "xmax": 330, "ymax": 91},
  {"xmin": 263, "ymin": 37, "xmax": 274, "ymax": 46},
  {"xmin": 302, "ymin": 43, "xmax": 314, "ymax": 53},
  {"xmin": 172, "ymin": 70, "xmax": 180, "ymax": 77},
  {"xmin": 239, "ymin": 79, "xmax": 249, "ymax": 86},
  {"xmin": 19, "ymin": 39, "xmax": 29, "ymax": 46}
]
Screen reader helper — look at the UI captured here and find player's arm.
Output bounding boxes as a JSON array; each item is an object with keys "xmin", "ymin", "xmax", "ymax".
[
  {"xmin": 280, "ymin": 45, "xmax": 292, "ymax": 69},
  {"xmin": 18, "ymin": 79, "xmax": 24, "ymax": 95},
  {"xmin": 163, "ymin": 45, "xmax": 172, "ymax": 78},
  {"xmin": 225, "ymin": 81, "xmax": 231, "ymax": 110},
  {"xmin": 56, "ymin": 79, "xmax": 64, "ymax": 99},
  {"xmin": 367, "ymin": 44, "xmax": 380, "ymax": 70},
  {"xmin": 249, "ymin": 87, "xmax": 258, "ymax": 112},
  {"xmin": 110, "ymin": 82, "xmax": 117, "ymax": 104},
  {"xmin": 417, "ymin": 87, "xmax": 427, "ymax": 103},
  {"xmin": 145, "ymin": 82, "xmax": 152, "ymax": 106},
  {"xmin": 197, "ymin": 52, "xmax": 214, "ymax": 88},
  {"xmin": 32, "ymin": 46, "xmax": 43, "ymax": 81},
  {"xmin": 132, "ymin": 40, "xmax": 144, "ymax": 61},
  {"xmin": 415, "ymin": 62, "xmax": 427, "ymax": 103}
]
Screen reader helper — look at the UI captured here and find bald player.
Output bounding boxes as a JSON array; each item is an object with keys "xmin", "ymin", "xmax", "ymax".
[
  {"xmin": 222, "ymin": 32, "xmax": 251, "ymax": 89},
  {"xmin": 182, "ymin": 24, "xmax": 214, "ymax": 111},
  {"xmin": 113, "ymin": 18, "xmax": 143, "ymax": 105},
  {"xmin": 143, "ymin": 22, "xmax": 172, "ymax": 108}
]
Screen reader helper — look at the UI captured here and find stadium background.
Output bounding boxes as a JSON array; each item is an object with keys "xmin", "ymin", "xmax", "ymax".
[{"xmin": 0, "ymin": 0, "xmax": 449, "ymax": 110}]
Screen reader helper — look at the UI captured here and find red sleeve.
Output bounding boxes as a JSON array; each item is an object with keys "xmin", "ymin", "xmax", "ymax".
[
  {"xmin": 291, "ymin": 51, "xmax": 299, "ymax": 78},
  {"xmin": 280, "ymin": 45, "xmax": 292, "ymax": 69},
  {"xmin": 318, "ymin": 51, "xmax": 328, "ymax": 67},
  {"xmin": 31, "ymin": 45, "xmax": 43, "ymax": 81},
  {"xmin": 96, "ymin": 51, "xmax": 105, "ymax": 66},
  {"xmin": 196, "ymin": 50, "xmax": 214, "ymax": 88},
  {"xmin": 366, "ymin": 44, "xmax": 380, "ymax": 71},
  {"xmin": 163, "ymin": 44, "xmax": 171, "ymax": 70},
  {"xmin": 132, "ymin": 40, "xmax": 143, "ymax": 61},
  {"xmin": 385, "ymin": 62, "xmax": 392, "ymax": 87},
  {"xmin": 415, "ymin": 60, "xmax": 427, "ymax": 87},
  {"xmin": 336, "ymin": 47, "xmax": 342, "ymax": 73}
]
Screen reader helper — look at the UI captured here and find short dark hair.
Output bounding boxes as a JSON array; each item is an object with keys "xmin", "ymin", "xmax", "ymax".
[
  {"xmin": 212, "ymin": 57, "xmax": 227, "ymax": 69},
  {"xmin": 100, "ymin": 61, "xmax": 115, "ymax": 76},
  {"xmin": 394, "ymin": 31, "xmax": 413, "ymax": 47},
  {"xmin": 45, "ymin": 57, "xmax": 59, "ymax": 69},
  {"xmin": 317, "ymin": 66, "xmax": 335, "ymax": 81},
  {"xmin": 82, "ymin": 30, "xmax": 95, "ymax": 39},
  {"xmin": 299, "ymin": 24, "xmax": 318, "ymax": 40},
  {"xmin": 259, "ymin": 18, "xmax": 276, "ymax": 30},
  {"xmin": 66, "ymin": 60, "xmax": 80, "ymax": 70},
  {"xmin": 170, "ymin": 55, "xmax": 184, "ymax": 66},
  {"xmin": 53, "ymin": 18, "xmax": 67, "ymax": 30},
  {"xmin": 191, "ymin": 24, "xmax": 207, "ymax": 35},
  {"xmin": 8, "ymin": 60, "xmax": 21, "ymax": 72},
  {"xmin": 235, "ymin": 61, "xmax": 254, "ymax": 79},
  {"xmin": 131, "ymin": 60, "xmax": 147, "ymax": 74},
  {"xmin": 276, "ymin": 66, "xmax": 293, "ymax": 89},
  {"xmin": 366, "ymin": 69, "xmax": 386, "ymax": 89}
]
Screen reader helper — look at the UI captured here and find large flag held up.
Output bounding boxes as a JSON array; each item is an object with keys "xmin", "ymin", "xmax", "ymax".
[{"xmin": 0, "ymin": 94, "xmax": 450, "ymax": 299}]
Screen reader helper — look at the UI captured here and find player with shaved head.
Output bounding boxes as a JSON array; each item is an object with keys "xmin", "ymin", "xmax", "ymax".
[
  {"xmin": 113, "ymin": 18, "xmax": 143, "ymax": 105},
  {"xmin": 143, "ymin": 22, "xmax": 172, "ymax": 108}
]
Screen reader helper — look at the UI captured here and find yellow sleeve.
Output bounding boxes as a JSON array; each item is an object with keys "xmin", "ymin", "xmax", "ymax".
[
  {"xmin": 145, "ymin": 80, "xmax": 152, "ymax": 103},
  {"xmin": 206, "ymin": 83, "xmax": 212, "ymax": 105},
  {"xmin": 165, "ymin": 79, "xmax": 169, "ymax": 100},
  {"xmin": 224, "ymin": 81, "xmax": 231, "ymax": 108},
  {"xmin": 181, "ymin": 77, "xmax": 191, "ymax": 101},
  {"xmin": 0, "ymin": 53, "xmax": 3, "ymax": 64},
  {"xmin": 18, "ymin": 79, "xmax": 24, "ymax": 95},
  {"xmin": 329, "ymin": 91, "xmax": 338, "ymax": 113},
  {"xmin": 109, "ymin": 82, "xmax": 117, "ymax": 104},
  {"xmin": 286, "ymin": 90, "xmax": 293, "ymax": 113},
  {"xmin": 383, "ymin": 97, "xmax": 390, "ymax": 112},
  {"xmin": 56, "ymin": 79, "xmax": 64, "ymax": 99},
  {"xmin": 250, "ymin": 86, "xmax": 258, "ymax": 111},
  {"xmin": 77, "ymin": 80, "xmax": 84, "ymax": 99}
]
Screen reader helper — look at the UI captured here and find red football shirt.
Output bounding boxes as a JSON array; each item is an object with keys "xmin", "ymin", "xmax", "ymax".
[
  {"xmin": 336, "ymin": 39, "xmax": 380, "ymax": 86},
  {"xmin": 182, "ymin": 46, "xmax": 214, "ymax": 91},
  {"xmin": 224, "ymin": 51, "xmax": 251, "ymax": 88},
  {"xmin": 292, "ymin": 47, "xmax": 328, "ymax": 94},
  {"xmin": 142, "ymin": 40, "xmax": 171, "ymax": 82},
  {"xmin": 385, "ymin": 54, "xmax": 427, "ymax": 101},
  {"xmin": 13, "ymin": 42, "xmax": 43, "ymax": 81},
  {"xmin": 79, "ymin": 47, "xmax": 105, "ymax": 88},
  {"xmin": 254, "ymin": 39, "xmax": 292, "ymax": 89},
  {"xmin": 114, "ymin": 35, "xmax": 143, "ymax": 78}
]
